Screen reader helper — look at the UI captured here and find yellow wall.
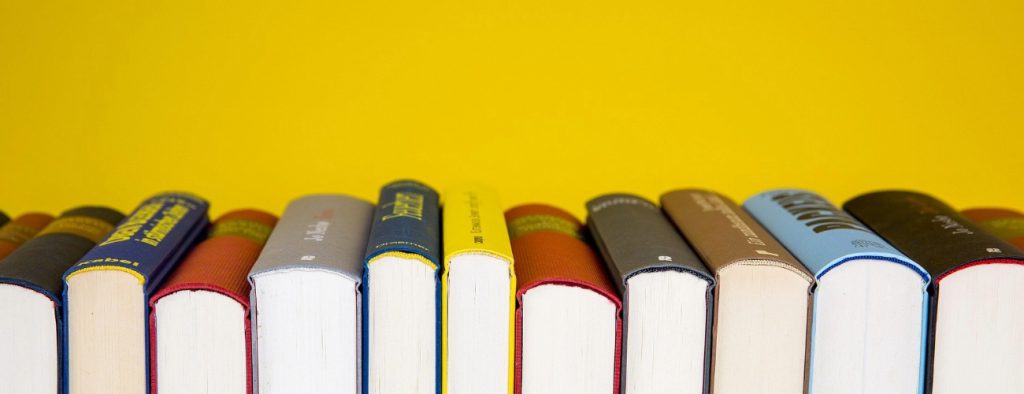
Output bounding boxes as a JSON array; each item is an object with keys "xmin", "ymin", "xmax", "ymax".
[{"xmin": 2, "ymin": 0, "xmax": 1021, "ymax": 218}]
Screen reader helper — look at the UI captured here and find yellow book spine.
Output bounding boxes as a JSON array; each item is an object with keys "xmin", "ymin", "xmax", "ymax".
[{"xmin": 440, "ymin": 185, "xmax": 516, "ymax": 394}]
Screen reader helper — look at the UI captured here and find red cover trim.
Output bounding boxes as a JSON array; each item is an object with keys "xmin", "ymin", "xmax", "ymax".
[
  {"xmin": 936, "ymin": 258, "xmax": 1024, "ymax": 283},
  {"xmin": 149, "ymin": 291, "xmax": 252, "ymax": 394},
  {"xmin": 148, "ymin": 209, "xmax": 276, "ymax": 394},
  {"xmin": 506, "ymin": 204, "xmax": 623, "ymax": 394},
  {"xmin": 513, "ymin": 280, "xmax": 623, "ymax": 394}
]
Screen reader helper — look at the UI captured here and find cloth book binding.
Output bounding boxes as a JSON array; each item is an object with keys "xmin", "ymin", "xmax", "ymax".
[
  {"xmin": 744, "ymin": 189, "xmax": 930, "ymax": 393},
  {"xmin": 506, "ymin": 203, "xmax": 622, "ymax": 394},
  {"xmin": 362, "ymin": 180, "xmax": 442, "ymax": 394},
  {"xmin": 0, "ymin": 212, "xmax": 55, "ymax": 261},
  {"xmin": 149, "ymin": 209, "xmax": 278, "ymax": 394},
  {"xmin": 0, "ymin": 206, "xmax": 124, "ymax": 394},
  {"xmin": 62, "ymin": 192, "xmax": 209, "ymax": 394}
]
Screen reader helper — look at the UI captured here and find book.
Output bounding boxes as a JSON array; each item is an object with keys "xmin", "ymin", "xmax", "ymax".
[
  {"xmin": 506, "ymin": 204, "xmax": 622, "ymax": 394},
  {"xmin": 586, "ymin": 193, "xmax": 713, "ymax": 394},
  {"xmin": 0, "ymin": 210, "xmax": 8, "ymax": 226},
  {"xmin": 962, "ymin": 207, "xmax": 1024, "ymax": 250},
  {"xmin": 63, "ymin": 193, "xmax": 209, "ymax": 394},
  {"xmin": 0, "ymin": 212, "xmax": 55, "ymax": 261},
  {"xmin": 248, "ymin": 195, "xmax": 374, "ymax": 394},
  {"xmin": 660, "ymin": 189, "xmax": 812, "ymax": 394},
  {"xmin": 0, "ymin": 206, "xmax": 124, "ymax": 394},
  {"xmin": 441, "ymin": 185, "xmax": 515, "ymax": 394},
  {"xmin": 744, "ymin": 189, "xmax": 930, "ymax": 394},
  {"xmin": 150, "ymin": 209, "xmax": 278, "ymax": 394},
  {"xmin": 363, "ymin": 180, "xmax": 442, "ymax": 394},
  {"xmin": 844, "ymin": 191, "xmax": 1024, "ymax": 394}
]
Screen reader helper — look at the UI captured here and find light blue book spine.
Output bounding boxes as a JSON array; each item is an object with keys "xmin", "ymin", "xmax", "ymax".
[{"xmin": 743, "ymin": 189, "xmax": 931, "ymax": 393}]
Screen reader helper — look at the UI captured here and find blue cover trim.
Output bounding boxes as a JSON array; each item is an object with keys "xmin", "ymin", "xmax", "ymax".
[
  {"xmin": 361, "ymin": 180, "xmax": 441, "ymax": 394},
  {"xmin": 59, "ymin": 192, "xmax": 209, "ymax": 394},
  {"xmin": 743, "ymin": 189, "xmax": 930, "ymax": 283}
]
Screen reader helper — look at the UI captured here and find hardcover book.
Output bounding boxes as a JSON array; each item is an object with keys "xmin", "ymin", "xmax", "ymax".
[
  {"xmin": 0, "ymin": 212, "xmax": 55, "ymax": 261},
  {"xmin": 660, "ymin": 189, "xmax": 812, "ymax": 394},
  {"xmin": 363, "ymin": 180, "xmax": 441, "ymax": 394},
  {"xmin": 150, "ymin": 209, "xmax": 278, "ymax": 394},
  {"xmin": 248, "ymin": 195, "xmax": 374, "ymax": 394},
  {"xmin": 63, "ymin": 193, "xmax": 209, "ymax": 394},
  {"xmin": 0, "ymin": 206, "xmax": 124, "ymax": 394},
  {"xmin": 845, "ymin": 191, "xmax": 1024, "ymax": 394},
  {"xmin": 441, "ymin": 185, "xmax": 515, "ymax": 394},
  {"xmin": 962, "ymin": 207, "xmax": 1024, "ymax": 250},
  {"xmin": 745, "ymin": 190, "xmax": 930, "ymax": 394},
  {"xmin": 586, "ymin": 193, "xmax": 713, "ymax": 394},
  {"xmin": 507, "ymin": 204, "xmax": 622, "ymax": 394}
]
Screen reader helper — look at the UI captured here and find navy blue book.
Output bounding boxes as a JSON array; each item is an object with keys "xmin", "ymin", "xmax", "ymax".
[
  {"xmin": 61, "ymin": 192, "xmax": 209, "ymax": 394},
  {"xmin": 362, "ymin": 180, "xmax": 441, "ymax": 394}
]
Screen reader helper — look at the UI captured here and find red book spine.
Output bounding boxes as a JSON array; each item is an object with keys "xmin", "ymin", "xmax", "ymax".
[
  {"xmin": 148, "ymin": 209, "xmax": 277, "ymax": 394},
  {"xmin": 962, "ymin": 208, "xmax": 1024, "ymax": 252},
  {"xmin": 506, "ymin": 204, "xmax": 622, "ymax": 394}
]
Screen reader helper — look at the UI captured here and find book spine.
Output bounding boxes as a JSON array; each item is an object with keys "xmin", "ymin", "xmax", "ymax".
[
  {"xmin": 0, "ymin": 207, "xmax": 122, "ymax": 300},
  {"xmin": 0, "ymin": 207, "xmax": 122, "ymax": 394},
  {"xmin": 364, "ymin": 180, "xmax": 442, "ymax": 265},
  {"xmin": 61, "ymin": 193, "xmax": 207, "ymax": 394},
  {"xmin": 660, "ymin": 189, "xmax": 811, "ymax": 280},
  {"xmin": 505, "ymin": 204, "xmax": 622, "ymax": 394},
  {"xmin": 744, "ymin": 189, "xmax": 927, "ymax": 280},
  {"xmin": 362, "ymin": 180, "xmax": 441, "ymax": 394},
  {"xmin": 843, "ymin": 191, "xmax": 1024, "ymax": 280},
  {"xmin": 248, "ymin": 195, "xmax": 375, "ymax": 281},
  {"xmin": 586, "ymin": 193, "xmax": 713, "ymax": 289},
  {"xmin": 586, "ymin": 193, "xmax": 713, "ymax": 394},
  {"xmin": 150, "ymin": 210, "xmax": 275, "ymax": 394},
  {"xmin": 63, "ymin": 192, "xmax": 210, "ymax": 291},
  {"xmin": 440, "ymin": 184, "xmax": 514, "ymax": 394},
  {"xmin": 153, "ymin": 209, "xmax": 277, "ymax": 304},
  {"xmin": 0, "ymin": 212, "xmax": 54, "ymax": 261},
  {"xmin": 442, "ymin": 185, "xmax": 513, "ymax": 263},
  {"xmin": 962, "ymin": 208, "xmax": 1024, "ymax": 250}
]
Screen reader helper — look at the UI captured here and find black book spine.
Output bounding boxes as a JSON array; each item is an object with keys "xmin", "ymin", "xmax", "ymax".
[{"xmin": 844, "ymin": 190, "xmax": 1024, "ymax": 279}]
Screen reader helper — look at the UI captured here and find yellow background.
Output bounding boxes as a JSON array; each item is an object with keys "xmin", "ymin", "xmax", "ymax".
[{"xmin": 2, "ymin": 0, "xmax": 1021, "ymax": 218}]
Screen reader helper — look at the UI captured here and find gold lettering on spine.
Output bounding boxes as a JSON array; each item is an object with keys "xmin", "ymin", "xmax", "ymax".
[
  {"xmin": 382, "ymin": 192, "xmax": 425, "ymax": 221},
  {"xmin": 99, "ymin": 202, "xmax": 162, "ymax": 246}
]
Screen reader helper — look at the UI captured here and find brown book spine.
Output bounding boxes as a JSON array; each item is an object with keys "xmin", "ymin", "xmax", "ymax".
[
  {"xmin": 0, "ymin": 213, "xmax": 55, "ymax": 261},
  {"xmin": 659, "ymin": 189, "xmax": 811, "ymax": 280}
]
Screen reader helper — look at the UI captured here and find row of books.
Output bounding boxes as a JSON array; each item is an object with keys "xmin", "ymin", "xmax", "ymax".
[{"xmin": 0, "ymin": 181, "xmax": 1021, "ymax": 394}]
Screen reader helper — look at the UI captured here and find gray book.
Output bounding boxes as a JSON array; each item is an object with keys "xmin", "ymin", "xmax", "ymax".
[
  {"xmin": 248, "ymin": 194, "xmax": 375, "ymax": 394},
  {"xmin": 249, "ymin": 194, "xmax": 374, "ymax": 280},
  {"xmin": 587, "ymin": 193, "xmax": 714, "ymax": 394}
]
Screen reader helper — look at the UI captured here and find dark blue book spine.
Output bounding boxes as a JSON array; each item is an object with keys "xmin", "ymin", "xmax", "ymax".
[
  {"xmin": 363, "ymin": 180, "xmax": 441, "ymax": 263},
  {"xmin": 361, "ymin": 179, "xmax": 441, "ymax": 394},
  {"xmin": 60, "ymin": 192, "xmax": 209, "ymax": 394}
]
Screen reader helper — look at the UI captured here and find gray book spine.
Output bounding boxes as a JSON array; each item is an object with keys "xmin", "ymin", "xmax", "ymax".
[
  {"xmin": 587, "ymin": 193, "xmax": 715, "ymax": 394},
  {"xmin": 248, "ymin": 194, "xmax": 375, "ymax": 394},
  {"xmin": 248, "ymin": 194, "xmax": 375, "ymax": 282},
  {"xmin": 586, "ymin": 193, "xmax": 714, "ymax": 290}
]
